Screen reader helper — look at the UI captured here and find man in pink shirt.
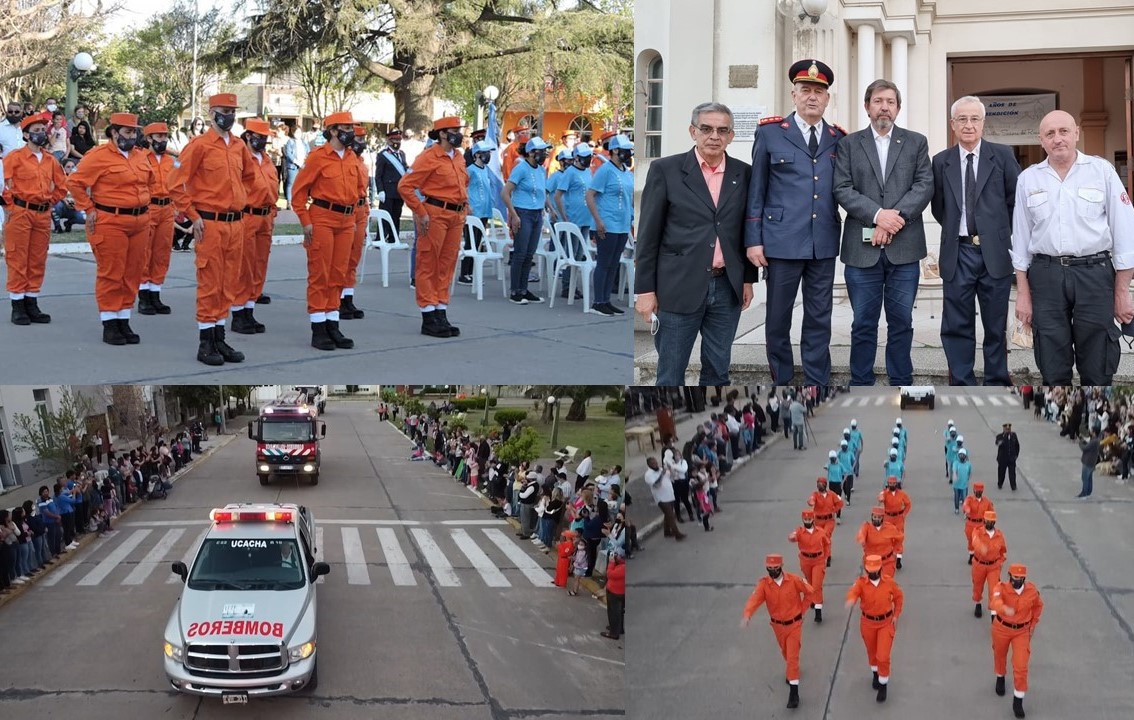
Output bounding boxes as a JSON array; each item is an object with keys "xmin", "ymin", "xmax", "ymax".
[{"xmin": 635, "ymin": 102, "xmax": 758, "ymax": 385}]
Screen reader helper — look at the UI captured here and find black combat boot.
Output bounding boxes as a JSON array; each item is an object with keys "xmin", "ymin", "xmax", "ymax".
[
  {"xmin": 311, "ymin": 321, "xmax": 335, "ymax": 350},
  {"xmin": 995, "ymin": 676, "xmax": 1006, "ymax": 696},
  {"xmin": 1013, "ymin": 697, "xmax": 1025, "ymax": 718},
  {"xmin": 137, "ymin": 289, "xmax": 156, "ymax": 315},
  {"xmin": 325, "ymin": 320, "xmax": 354, "ymax": 348},
  {"xmin": 150, "ymin": 290, "xmax": 171, "ymax": 314},
  {"xmin": 230, "ymin": 308, "xmax": 256, "ymax": 334},
  {"xmin": 786, "ymin": 684, "xmax": 799, "ymax": 709},
  {"xmin": 102, "ymin": 319, "xmax": 127, "ymax": 345},
  {"xmin": 896, "ymin": 556, "xmax": 902, "ymax": 570},
  {"xmin": 256, "ymin": 294, "xmax": 271, "ymax": 304},
  {"xmin": 197, "ymin": 328, "xmax": 223, "ymax": 365},
  {"xmin": 975, "ymin": 603, "xmax": 982, "ymax": 618},
  {"xmin": 24, "ymin": 297, "xmax": 51, "ymax": 323},
  {"xmin": 814, "ymin": 607, "xmax": 822, "ymax": 623},
  {"xmin": 421, "ymin": 310, "xmax": 449, "ymax": 338},
  {"xmin": 435, "ymin": 308, "xmax": 459, "ymax": 336},
  {"xmin": 11, "ymin": 298, "xmax": 30, "ymax": 325},
  {"xmin": 247, "ymin": 307, "xmax": 265, "ymax": 333},
  {"xmin": 876, "ymin": 684, "xmax": 887, "ymax": 703},
  {"xmin": 872, "ymin": 671, "xmax": 880, "ymax": 690},
  {"xmin": 213, "ymin": 324, "xmax": 244, "ymax": 362},
  {"xmin": 118, "ymin": 318, "xmax": 140, "ymax": 344}
]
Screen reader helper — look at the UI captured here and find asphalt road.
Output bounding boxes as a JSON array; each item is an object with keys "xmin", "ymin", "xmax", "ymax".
[
  {"xmin": 0, "ymin": 399, "xmax": 623, "ymax": 719},
  {"xmin": 0, "ymin": 246, "xmax": 632, "ymax": 384},
  {"xmin": 627, "ymin": 387, "xmax": 1134, "ymax": 720}
]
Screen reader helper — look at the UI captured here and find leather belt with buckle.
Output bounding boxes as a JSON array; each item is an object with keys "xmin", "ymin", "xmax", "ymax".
[
  {"xmin": 198, "ymin": 209, "xmax": 243, "ymax": 222},
  {"xmin": 150, "ymin": 197, "xmax": 173, "ymax": 206},
  {"xmin": 958, "ymin": 235, "xmax": 981, "ymax": 246},
  {"xmin": 996, "ymin": 617, "xmax": 1028, "ymax": 630},
  {"xmin": 886, "ymin": 511, "xmax": 902, "ymax": 516},
  {"xmin": 801, "ymin": 551, "xmax": 823, "ymax": 558},
  {"xmin": 424, "ymin": 196, "xmax": 466, "ymax": 212},
  {"xmin": 863, "ymin": 610, "xmax": 893, "ymax": 622},
  {"xmin": 815, "ymin": 514, "xmax": 833, "ymax": 520},
  {"xmin": 14, "ymin": 197, "xmax": 50, "ymax": 212},
  {"xmin": 710, "ymin": 266, "xmax": 726, "ymax": 277},
  {"xmin": 94, "ymin": 202, "xmax": 149, "ymax": 216},
  {"xmin": 771, "ymin": 614, "xmax": 803, "ymax": 625},
  {"xmin": 243, "ymin": 205, "xmax": 274, "ymax": 216},
  {"xmin": 976, "ymin": 558, "xmax": 1001, "ymax": 566},
  {"xmin": 1034, "ymin": 251, "xmax": 1110, "ymax": 267},
  {"xmin": 312, "ymin": 197, "xmax": 355, "ymax": 215}
]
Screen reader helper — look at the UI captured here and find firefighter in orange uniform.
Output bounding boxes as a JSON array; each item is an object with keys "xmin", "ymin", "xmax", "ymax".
[
  {"xmin": 591, "ymin": 130, "xmax": 618, "ymax": 174},
  {"xmin": 3, "ymin": 114, "xmax": 67, "ymax": 325},
  {"xmin": 137, "ymin": 122, "xmax": 176, "ymax": 316},
  {"xmin": 397, "ymin": 116, "xmax": 470, "ymax": 339},
  {"xmin": 845, "ymin": 554, "xmax": 904, "ymax": 703},
  {"xmin": 807, "ymin": 475, "xmax": 843, "ymax": 567},
  {"xmin": 501, "ymin": 126, "xmax": 530, "ymax": 180},
  {"xmin": 290, "ymin": 111, "xmax": 367, "ymax": 351},
  {"xmin": 856, "ymin": 506, "xmax": 903, "ymax": 578},
  {"xmin": 67, "ymin": 112, "xmax": 158, "ymax": 346},
  {"xmin": 229, "ymin": 118, "xmax": 276, "ymax": 335},
  {"xmin": 741, "ymin": 553, "xmax": 814, "ymax": 709},
  {"xmin": 552, "ymin": 130, "xmax": 579, "ymax": 172},
  {"xmin": 338, "ymin": 126, "xmax": 370, "ymax": 320},
  {"xmin": 788, "ymin": 509, "xmax": 830, "ymax": 623},
  {"xmin": 166, "ymin": 93, "xmax": 258, "ymax": 365},
  {"xmin": 962, "ymin": 481, "xmax": 995, "ymax": 564},
  {"xmin": 971, "ymin": 510, "xmax": 1007, "ymax": 619},
  {"xmin": 989, "ymin": 563, "xmax": 1043, "ymax": 718},
  {"xmin": 876, "ymin": 476, "xmax": 912, "ymax": 569}
]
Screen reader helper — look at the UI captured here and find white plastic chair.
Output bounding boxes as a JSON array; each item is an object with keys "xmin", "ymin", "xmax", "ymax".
[
  {"xmin": 618, "ymin": 235, "xmax": 635, "ymax": 301},
  {"xmin": 358, "ymin": 208, "xmax": 410, "ymax": 287},
  {"xmin": 450, "ymin": 216, "xmax": 507, "ymax": 300},
  {"xmin": 550, "ymin": 222, "xmax": 596, "ymax": 312},
  {"xmin": 533, "ymin": 213, "xmax": 559, "ymax": 284}
]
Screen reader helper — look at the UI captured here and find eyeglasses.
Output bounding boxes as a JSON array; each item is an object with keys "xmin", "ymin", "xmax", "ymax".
[
  {"xmin": 951, "ymin": 116, "xmax": 984, "ymax": 126},
  {"xmin": 695, "ymin": 125, "xmax": 733, "ymax": 137}
]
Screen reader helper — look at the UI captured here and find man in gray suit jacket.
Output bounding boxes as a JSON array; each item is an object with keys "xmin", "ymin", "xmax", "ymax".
[
  {"xmin": 931, "ymin": 96, "xmax": 1021, "ymax": 386},
  {"xmin": 636, "ymin": 102, "xmax": 758, "ymax": 386},
  {"xmin": 833, "ymin": 79, "xmax": 933, "ymax": 385}
]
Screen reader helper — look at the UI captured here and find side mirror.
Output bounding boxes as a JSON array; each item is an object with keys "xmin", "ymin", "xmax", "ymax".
[
  {"xmin": 311, "ymin": 561, "xmax": 330, "ymax": 578},
  {"xmin": 171, "ymin": 561, "xmax": 188, "ymax": 582},
  {"xmin": 320, "ymin": 424, "xmax": 326, "ymax": 438},
  {"xmin": 247, "ymin": 421, "xmax": 254, "ymax": 440}
]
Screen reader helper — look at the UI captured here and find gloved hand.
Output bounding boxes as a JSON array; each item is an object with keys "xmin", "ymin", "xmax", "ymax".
[{"xmin": 378, "ymin": 191, "xmax": 386, "ymax": 203}]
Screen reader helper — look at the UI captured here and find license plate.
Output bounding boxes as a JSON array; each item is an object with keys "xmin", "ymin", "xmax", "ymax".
[
  {"xmin": 279, "ymin": 465, "xmax": 294, "ymax": 471},
  {"xmin": 222, "ymin": 692, "xmax": 248, "ymax": 705}
]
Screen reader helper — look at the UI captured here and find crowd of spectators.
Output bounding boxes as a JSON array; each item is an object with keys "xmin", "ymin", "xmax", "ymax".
[{"xmin": 1025, "ymin": 385, "xmax": 1134, "ymax": 483}]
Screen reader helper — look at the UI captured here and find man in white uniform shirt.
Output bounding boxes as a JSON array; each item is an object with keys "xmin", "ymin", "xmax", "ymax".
[
  {"xmin": 1011, "ymin": 110, "xmax": 1134, "ymax": 385},
  {"xmin": 645, "ymin": 456, "xmax": 685, "ymax": 541},
  {"xmin": 0, "ymin": 101, "xmax": 26, "ymax": 158},
  {"xmin": 574, "ymin": 450, "xmax": 593, "ymax": 492}
]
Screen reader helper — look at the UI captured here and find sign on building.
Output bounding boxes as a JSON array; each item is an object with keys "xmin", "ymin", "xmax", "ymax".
[{"xmin": 978, "ymin": 94, "xmax": 1058, "ymax": 145}]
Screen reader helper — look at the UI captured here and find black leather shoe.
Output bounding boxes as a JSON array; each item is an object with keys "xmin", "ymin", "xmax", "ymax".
[
  {"xmin": 435, "ymin": 309, "xmax": 459, "ymax": 336},
  {"xmin": 326, "ymin": 320, "xmax": 354, "ymax": 348},
  {"xmin": 311, "ymin": 321, "xmax": 335, "ymax": 351},
  {"xmin": 975, "ymin": 603, "xmax": 982, "ymax": 618},
  {"xmin": 11, "ymin": 298, "xmax": 30, "ymax": 326},
  {"xmin": 102, "ymin": 319, "xmax": 127, "ymax": 345},
  {"xmin": 995, "ymin": 676, "xmax": 1006, "ymax": 696},
  {"xmin": 24, "ymin": 297, "xmax": 51, "ymax": 323},
  {"xmin": 118, "ymin": 319, "xmax": 140, "ymax": 344},
  {"xmin": 196, "ymin": 327, "xmax": 223, "ymax": 365},
  {"xmin": 150, "ymin": 291, "xmax": 171, "ymax": 314},
  {"xmin": 137, "ymin": 289, "xmax": 156, "ymax": 315},
  {"xmin": 213, "ymin": 325, "xmax": 244, "ymax": 362}
]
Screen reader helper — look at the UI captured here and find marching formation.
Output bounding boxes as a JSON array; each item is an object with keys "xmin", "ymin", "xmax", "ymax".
[{"xmin": 741, "ymin": 417, "xmax": 1043, "ymax": 718}]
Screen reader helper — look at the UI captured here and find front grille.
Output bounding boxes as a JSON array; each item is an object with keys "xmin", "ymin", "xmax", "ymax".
[{"xmin": 186, "ymin": 643, "xmax": 286, "ymax": 675}]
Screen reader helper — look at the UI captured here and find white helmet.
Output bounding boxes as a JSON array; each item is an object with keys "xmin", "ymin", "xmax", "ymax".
[
  {"xmin": 896, "ymin": 417, "xmax": 903, "ymax": 426},
  {"xmin": 843, "ymin": 427, "xmax": 851, "ymax": 436},
  {"xmin": 829, "ymin": 450, "xmax": 838, "ymax": 459},
  {"xmin": 948, "ymin": 419, "xmax": 955, "ymax": 426},
  {"xmin": 956, "ymin": 435, "xmax": 965, "ymax": 444},
  {"xmin": 851, "ymin": 419, "xmax": 858, "ymax": 428},
  {"xmin": 889, "ymin": 448, "xmax": 898, "ymax": 457},
  {"xmin": 959, "ymin": 447, "xmax": 968, "ymax": 456},
  {"xmin": 891, "ymin": 437, "xmax": 899, "ymax": 446},
  {"xmin": 892, "ymin": 427, "xmax": 900, "ymax": 436},
  {"xmin": 840, "ymin": 439, "xmax": 849, "ymax": 447}
]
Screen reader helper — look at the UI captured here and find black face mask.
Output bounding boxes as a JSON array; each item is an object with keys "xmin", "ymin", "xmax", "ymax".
[
  {"xmin": 803, "ymin": 521, "xmax": 813, "ymax": 529},
  {"xmin": 249, "ymin": 136, "xmax": 267, "ymax": 152},
  {"xmin": 135, "ymin": 137, "xmax": 150, "ymax": 150},
  {"xmin": 867, "ymin": 571, "xmax": 882, "ymax": 581},
  {"xmin": 334, "ymin": 128, "xmax": 353, "ymax": 147},
  {"xmin": 6, "ymin": 111, "xmax": 21, "ymax": 123},
  {"xmin": 151, "ymin": 140, "xmax": 168, "ymax": 154},
  {"xmin": 872, "ymin": 518, "xmax": 882, "ymax": 527},
  {"xmin": 574, "ymin": 158, "xmax": 590, "ymax": 170},
  {"xmin": 352, "ymin": 141, "xmax": 367, "ymax": 154},
  {"xmin": 445, "ymin": 131, "xmax": 464, "ymax": 147},
  {"xmin": 1010, "ymin": 577, "xmax": 1025, "ymax": 590},
  {"xmin": 213, "ymin": 111, "xmax": 236, "ymax": 131},
  {"xmin": 766, "ymin": 567, "xmax": 782, "ymax": 580},
  {"xmin": 531, "ymin": 151, "xmax": 548, "ymax": 165},
  {"xmin": 974, "ymin": 491, "xmax": 983, "ymax": 498},
  {"xmin": 984, "ymin": 523, "xmax": 995, "ymax": 532},
  {"xmin": 474, "ymin": 152, "xmax": 490, "ymax": 166},
  {"xmin": 27, "ymin": 130, "xmax": 49, "ymax": 147},
  {"xmin": 888, "ymin": 486, "xmax": 897, "ymax": 493},
  {"xmin": 115, "ymin": 134, "xmax": 137, "ymax": 152}
]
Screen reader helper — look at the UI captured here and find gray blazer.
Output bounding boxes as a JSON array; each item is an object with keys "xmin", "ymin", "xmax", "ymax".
[
  {"xmin": 833, "ymin": 126, "xmax": 933, "ymax": 268},
  {"xmin": 635, "ymin": 149, "xmax": 758, "ymax": 314}
]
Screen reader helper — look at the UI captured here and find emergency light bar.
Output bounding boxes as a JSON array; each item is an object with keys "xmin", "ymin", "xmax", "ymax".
[{"xmin": 210, "ymin": 509, "xmax": 295, "ymax": 523}]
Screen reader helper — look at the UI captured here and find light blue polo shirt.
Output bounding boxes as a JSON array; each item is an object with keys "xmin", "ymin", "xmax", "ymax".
[
  {"xmin": 467, "ymin": 164, "xmax": 496, "ymax": 219},
  {"xmin": 588, "ymin": 160, "xmax": 634, "ymax": 233},
  {"xmin": 560, "ymin": 165, "xmax": 592, "ymax": 229},
  {"xmin": 507, "ymin": 160, "xmax": 547, "ymax": 211}
]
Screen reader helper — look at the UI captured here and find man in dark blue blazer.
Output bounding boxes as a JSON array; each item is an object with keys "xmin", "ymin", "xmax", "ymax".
[
  {"xmin": 931, "ymin": 96, "xmax": 1021, "ymax": 385},
  {"xmin": 745, "ymin": 59, "xmax": 845, "ymax": 386}
]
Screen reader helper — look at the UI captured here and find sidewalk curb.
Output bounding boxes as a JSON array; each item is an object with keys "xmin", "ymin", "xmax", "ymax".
[
  {"xmin": 384, "ymin": 415, "xmax": 608, "ymax": 606},
  {"xmin": 0, "ymin": 429, "xmax": 243, "ymax": 608}
]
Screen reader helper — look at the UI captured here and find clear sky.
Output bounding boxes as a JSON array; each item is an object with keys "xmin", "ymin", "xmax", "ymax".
[{"xmin": 103, "ymin": 0, "xmax": 234, "ymax": 35}]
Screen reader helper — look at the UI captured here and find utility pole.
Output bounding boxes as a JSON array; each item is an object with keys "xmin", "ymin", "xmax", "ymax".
[{"xmin": 218, "ymin": 384, "xmax": 227, "ymax": 435}]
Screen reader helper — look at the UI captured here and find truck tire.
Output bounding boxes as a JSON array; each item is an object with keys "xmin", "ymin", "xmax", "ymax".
[
  {"xmin": 303, "ymin": 658, "xmax": 318, "ymax": 692},
  {"xmin": 259, "ymin": 474, "xmax": 270, "ymax": 486},
  {"xmin": 310, "ymin": 473, "xmax": 319, "ymax": 486},
  {"xmin": 900, "ymin": 397, "xmax": 907, "ymax": 410},
  {"xmin": 929, "ymin": 396, "xmax": 936, "ymax": 410}
]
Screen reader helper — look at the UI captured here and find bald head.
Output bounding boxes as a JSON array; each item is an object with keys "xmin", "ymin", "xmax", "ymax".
[{"xmin": 1038, "ymin": 110, "xmax": 1079, "ymax": 167}]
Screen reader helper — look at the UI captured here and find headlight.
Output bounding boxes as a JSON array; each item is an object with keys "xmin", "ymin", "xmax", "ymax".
[
  {"xmin": 303, "ymin": 464, "xmax": 315, "ymax": 472},
  {"xmin": 288, "ymin": 641, "xmax": 315, "ymax": 661},
  {"xmin": 259, "ymin": 464, "xmax": 270, "ymax": 472},
  {"xmin": 164, "ymin": 641, "xmax": 183, "ymax": 661}
]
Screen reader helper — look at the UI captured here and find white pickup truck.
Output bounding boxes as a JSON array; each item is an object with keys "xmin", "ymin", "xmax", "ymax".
[{"xmin": 899, "ymin": 386, "xmax": 935, "ymax": 410}]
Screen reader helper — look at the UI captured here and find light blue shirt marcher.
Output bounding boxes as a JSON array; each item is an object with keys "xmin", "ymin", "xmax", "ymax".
[
  {"xmin": 589, "ymin": 160, "xmax": 634, "ymax": 233},
  {"xmin": 507, "ymin": 160, "xmax": 547, "ymax": 211},
  {"xmin": 952, "ymin": 459, "xmax": 972, "ymax": 491}
]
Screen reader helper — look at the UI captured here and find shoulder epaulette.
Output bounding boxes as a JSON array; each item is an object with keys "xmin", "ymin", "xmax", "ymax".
[{"xmin": 759, "ymin": 116, "xmax": 784, "ymax": 126}]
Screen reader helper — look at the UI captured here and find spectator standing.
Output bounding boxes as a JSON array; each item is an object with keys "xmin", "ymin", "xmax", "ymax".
[
  {"xmin": 517, "ymin": 470, "xmax": 541, "ymax": 539},
  {"xmin": 790, "ymin": 395, "xmax": 807, "ymax": 450},
  {"xmin": 1078, "ymin": 430, "xmax": 1100, "ymax": 498},
  {"xmin": 70, "ymin": 120, "xmax": 95, "ymax": 158},
  {"xmin": 282, "ymin": 124, "xmax": 309, "ymax": 209},
  {"xmin": 995, "ymin": 422, "xmax": 1020, "ymax": 491},
  {"xmin": 645, "ymin": 456, "xmax": 684, "ymax": 540},
  {"xmin": 585, "ymin": 134, "xmax": 635, "ymax": 316},
  {"xmin": 603, "ymin": 553, "xmax": 626, "ymax": 640},
  {"xmin": 575, "ymin": 449, "xmax": 593, "ymax": 491},
  {"xmin": 0, "ymin": 100, "xmax": 26, "ymax": 158},
  {"xmin": 47, "ymin": 111, "xmax": 71, "ymax": 163}
]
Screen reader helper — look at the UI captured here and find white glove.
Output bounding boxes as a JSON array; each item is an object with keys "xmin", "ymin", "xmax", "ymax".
[{"xmin": 378, "ymin": 191, "xmax": 386, "ymax": 203}]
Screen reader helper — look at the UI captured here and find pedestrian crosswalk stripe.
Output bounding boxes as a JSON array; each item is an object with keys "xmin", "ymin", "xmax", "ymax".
[
  {"xmin": 410, "ymin": 527, "xmax": 461, "ymax": 586},
  {"xmin": 341, "ymin": 526, "xmax": 371, "ymax": 585},
  {"xmin": 377, "ymin": 528, "xmax": 417, "ymax": 586},
  {"xmin": 955, "ymin": 396, "xmax": 968, "ymax": 406},
  {"xmin": 874, "ymin": 396, "xmax": 886, "ymax": 406},
  {"xmin": 988, "ymin": 396, "xmax": 1004, "ymax": 406},
  {"xmin": 315, "ymin": 526, "xmax": 325, "ymax": 583},
  {"xmin": 40, "ymin": 550, "xmax": 87, "ymax": 586},
  {"xmin": 940, "ymin": 395, "xmax": 951, "ymax": 406},
  {"xmin": 840, "ymin": 398, "xmax": 853, "ymax": 407},
  {"xmin": 858, "ymin": 397, "xmax": 871, "ymax": 407},
  {"xmin": 77, "ymin": 529, "xmax": 152, "ymax": 586},
  {"xmin": 167, "ymin": 528, "xmax": 209, "ymax": 584},
  {"xmin": 971, "ymin": 396, "xmax": 985, "ymax": 406},
  {"xmin": 483, "ymin": 528, "xmax": 555, "ymax": 587},
  {"xmin": 123, "ymin": 528, "xmax": 185, "ymax": 586},
  {"xmin": 451, "ymin": 528, "xmax": 510, "ymax": 587}
]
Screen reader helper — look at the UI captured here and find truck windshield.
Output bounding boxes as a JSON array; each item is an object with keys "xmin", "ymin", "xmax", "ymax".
[
  {"xmin": 261, "ymin": 421, "xmax": 313, "ymax": 442},
  {"xmin": 188, "ymin": 538, "xmax": 306, "ymax": 591}
]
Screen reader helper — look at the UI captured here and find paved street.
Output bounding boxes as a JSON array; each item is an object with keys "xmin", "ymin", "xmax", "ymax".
[
  {"xmin": 0, "ymin": 399, "xmax": 623, "ymax": 719},
  {"xmin": 0, "ymin": 246, "xmax": 632, "ymax": 384},
  {"xmin": 627, "ymin": 388, "xmax": 1134, "ymax": 720}
]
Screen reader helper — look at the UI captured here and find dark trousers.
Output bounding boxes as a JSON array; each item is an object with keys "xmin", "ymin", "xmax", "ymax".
[
  {"xmin": 672, "ymin": 479, "xmax": 694, "ymax": 520},
  {"xmin": 654, "ymin": 276, "xmax": 742, "ymax": 386},
  {"xmin": 510, "ymin": 208, "xmax": 543, "ymax": 295},
  {"xmin": 1080, "ymin": 463, "xmax": 1094, "ymax": 497},
  {"xmin": 845, "ymin": 254, "xmax": 920, "ymax": 385},
  {"xmin": 941, "ymin": 245, "xmax": 1012, "ymax": 385},
  {"xmin": 997, "ymin": 461, "xmax": 1017, "ymax": 490},
  {"xmin": 61, "ymin": 513, "xmax": 75, "ymax": 546},
  {"xmin": 48, "ymin": 523, "xmax": 62, "ymax": 555},
  {"xmin": 1028, "ymin": 255, "xmax": 1120, "ymax": 385},
  {"xmin": 592, "ymin": 231, "xmax": 628, "ymax": 305},
  {"xmin": 607, "ymin": 591, "xmax": 625, "ymax": 637},
  {"xmin": 658, "ymin": 501, "xmax": 683, "ymax": 538},
  {"xmin": 765, "ymin": 257, "xmax": 836, "ymax": 386}
]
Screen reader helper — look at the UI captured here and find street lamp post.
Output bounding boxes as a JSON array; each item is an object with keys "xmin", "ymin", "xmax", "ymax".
[
  {"xmin": 482, "ymin": 387, "xmax": 491, "ymax": 426},
  {"xmin": 65, "ymin": 52, "xmax": 95, "ymax": 120},
  {"xmin": 217, "ymin": 384, "xmax": 227, "ymax": 435},
  {"xmin": 547, "ymin": 396, "xmax": 561, "ymax": 449}
]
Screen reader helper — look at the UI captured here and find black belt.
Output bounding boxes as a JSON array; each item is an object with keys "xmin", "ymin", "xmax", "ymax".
[
  {"xmin": 14, "ymin": 197, "xmax": 50, "ymax": 212},
  {"xmin": 771, "ymin": 614, "xmax": 803, "ymax": 625},
  {"xmin": 863, "ymin": 610, "xmax": 893, "ymax": 622},
  {"xmin": 996, "ymin": 617, "xmax": 1028, "ymax": 630},
  {"xmin": 424, "ymin": 196, "xmax": 466, "ymax": 212},
  {"xmin": 198, "ymin": 209, "xmax": 242, "ymax": 222},
  {"xmin": 1033, "ymin": 251, "xmax": 1110, "ymax": 267},
  {"xmin": 801, "ymin": 551, "xmax": 823, "ymax": 558},
  {"xmin": 966, "ymin": 517, "xmax": 983, "ymax": 523},
  {"xmin": 710, "ymin": 266, "xmax": 726, "ymax": 277},
  {"xmin": 311, "ymin": 197, "xmax": 355, "ymax": 215},
  {"xmin": 243, "ymin": 205, "xmax": 274, "ymax": 216},
  {"xmin": 976, "ymin": 558, "xmax": 1001, "ymax": 566},
  {"xmin": 815, "ymin": 514, "xmax": 834, "ymax": 520},
  {"xmin": 150, "ymin": 197, "xmax": 173, "ymax": 206},
  {"xmin": 94, "ymin": 202, "xmax": 148, "ymax": 216},
  {"xmin": 958, "ymin": 235, "xmax": 981, "ymax": 246},
  {"xmin": 886, "ymin": 511, "xmax": 902, "ymax": 516},
  {"xmin": 875, "ymin": 551, "xmax": 894, "ymax": 561}
]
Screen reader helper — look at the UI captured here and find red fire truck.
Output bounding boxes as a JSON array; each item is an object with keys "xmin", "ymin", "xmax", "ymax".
[{"xmin": 248, "ymin": 392, "xmax": 326, "ymax": 486}]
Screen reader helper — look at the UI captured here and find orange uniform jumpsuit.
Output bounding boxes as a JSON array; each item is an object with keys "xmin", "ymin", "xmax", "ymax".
[
  {"xmin": 856, "ymin": 521, "xmax": 904, "ymax": 578},
  {"xmin": 788, "ymin": 526, "xmax": 830, "ymax": 607},
  {"xmin": 742, "ymin": 573, "xmax": 815, "ymax": 683},
  {"xmin": 397, "ymin": 145, "xmax": 470, "ymax": 310},
  {"xmin": 167, "ymin": 130, "xmax": 258, "ymax": 325},
  {"xmin": 970, "ymin": 527, "xmax": 1007, "ymax": 609},
  {"xmin": 291, "ymin": 143, "xmax": 367, "ymax": 318},
  {"xmin": 962, "ymin": 494, "xmax": 994, "ymax": 555},
  {"xmin": 846, "ymin": 574, "xmax": 904, "ymax": 682},
  {"xmin": 141, "ymin": 148, "xmax": 176, "ymax": 292},
  {"xmin": 240, "ymin": 149, "xmax": 278, "ymax": 307},
  {"xmin": 877, "ymin": 488, "xmax": 912, "ymax": 557},
  {"xmin": 989, "ymin": 581, "xmax": 1043, "ymax": 694},
  {"xmin": 67, "ymin": 143, "xmax": 158, "ymax": 317},
  {"xmin": 344, "ymin": 149, "xmax": 369, "ymax": 294},
  {"xmin": 501, "ymin": 140, "xmax": 524, "ymax": 181},
  {"xmin": 2, "ymin": 146, "xmax": 67, "ymax": 299},
  {"xmin": 807, "ymin": 489, "xmax": 844, "ymax": 544}
]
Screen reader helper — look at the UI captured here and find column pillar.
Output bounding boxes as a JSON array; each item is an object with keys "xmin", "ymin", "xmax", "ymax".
[
  {"xmin": 1080, "ymin": 57, "xmax": 1109, "ymax": 157},
  {"xmin": 857, "ymin": 24, "xmax": 876, "ymax": 129},
  {"xmin": 891, "ymin": 35, "xmax": 909, "ymax": 128}
]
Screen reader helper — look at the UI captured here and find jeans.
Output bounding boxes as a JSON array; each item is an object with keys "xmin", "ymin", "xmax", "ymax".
[
  {"xmin": 844, "ymin": 254, "xmax": 920, "ymax": 385},
  {"xmin": 953, "ymin": 487, "xmax": 967, "ymax": 511},
  {"xmin": 654, "ymin": 276, "xmax": 742, "ymax": 386},
  {"xmin": 511, "ymin": 208, "xmax": 543, "ymax": 295},
  {"xmin": 1080, "ymin": 464, "xmax": 1094, "ymax": 497},
  {"xmin": 793, "ymin": 424, "xmax": 806, "ymax": 449},
  {"xmin": 16, "ymin": 542, "xmax": 32, "ymax": 576},
  {"xmin": 33, "ymin": 534, "xmax": 49, "ymax": 566},
  {"xmin": 592, "ymin": 231, "xmax": 627, "ymax": 305},
  {"xmin": 538, "ymin": 515, "xmax": 556, "ymax": 547},
  {"xmin": 285, "ymin": 165, "xmax": 299, "ymax": 206}
]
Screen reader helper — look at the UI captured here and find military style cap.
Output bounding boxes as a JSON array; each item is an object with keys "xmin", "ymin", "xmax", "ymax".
[
  {"xmin": 789, "ymin": 59, "xmax": 834, "ymax": 87},
  {"xmin": 864, "ymin": 555, "xmax": 883, "ymax": 572},
  {"xmin": 765, "ymin": 554, "xmax": 783, "ymax": 568}
]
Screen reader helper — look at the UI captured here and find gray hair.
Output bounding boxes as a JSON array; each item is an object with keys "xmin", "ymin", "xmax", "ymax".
[
  {"xmin": 950, "ymin": 95, "xmax": 985, "ymax": 119},
  {"xmin": 690, "ymin": 102, "xmax": 734, "ymax": 127}
]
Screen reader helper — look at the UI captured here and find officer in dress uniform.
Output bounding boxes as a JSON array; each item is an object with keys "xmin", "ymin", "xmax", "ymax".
[
  {"xmin": 745, "ymin": 59, "xmax": 846, "ymax": 386},
  {"xmin": 373, "ymin": 127, "xmax": 408, "ymax": 226}
]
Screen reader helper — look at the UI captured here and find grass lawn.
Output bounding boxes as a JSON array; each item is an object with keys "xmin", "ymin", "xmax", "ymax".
[{"xmin": 486, "ymin": 400, "xmax": 624, "ymax": 472}]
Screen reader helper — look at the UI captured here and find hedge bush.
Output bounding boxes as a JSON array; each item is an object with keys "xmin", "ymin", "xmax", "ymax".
[
  {"xmin": 493, "ymin": 409, "xmax": 529, "ymax": 425},
  {"xmin": 451, "ymin": 397, "xmax": 499, "ymax": 411},
  {"xmin": 605, "ymin": 398, "xmax": 626, "ymax": 416}
]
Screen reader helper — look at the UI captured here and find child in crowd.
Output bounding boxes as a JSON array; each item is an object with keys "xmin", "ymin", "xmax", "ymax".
[{"xmin": 567, "ymin": 537, "xmax": 588, "ymax": 596}]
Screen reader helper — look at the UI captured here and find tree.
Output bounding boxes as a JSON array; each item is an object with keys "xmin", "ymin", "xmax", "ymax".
[
  {"xmin": 10, "ymin": 387, "xmax": 98, "ymax": 474},
  {"xmin": 218, "ymin": 0, "xmax": 632, "ymax": 134},
  {"xmin": 110, "ymin": 385, "xmax": 153, "ymax": 448},
  {"xmin": 532, "ymin": 385, "xmax": 620, "ymax": 422},
  {"xmin": 0, "ymin": 0, "xmax": 116, "ymax": 97},
  {"xmin": 495, "ymin": 426, "xmax": 541, "ymax": 466}
]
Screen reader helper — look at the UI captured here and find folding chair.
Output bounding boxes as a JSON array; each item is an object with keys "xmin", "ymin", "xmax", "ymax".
[
  {"xmin": 550, "ymin": 222, "xmax": 597, "ymax": 312},
  {"xmin": 450, "ymin": 216, "xmax": 507, "ymax": 300},
  {"xmin": 358, "ymin": 208, "xmax": 410, "ymax": 287}
]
